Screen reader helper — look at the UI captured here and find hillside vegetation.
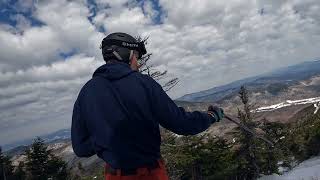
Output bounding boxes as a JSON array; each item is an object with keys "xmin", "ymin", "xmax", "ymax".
[{"xmin": 161, "ymin": 86, "xmax": 320, "ymax": 180}]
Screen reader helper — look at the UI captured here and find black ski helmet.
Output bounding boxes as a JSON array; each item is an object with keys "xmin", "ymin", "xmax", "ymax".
[{"xmin": 100, "ymin": 32, "xmax": 147, "ymax": 63}]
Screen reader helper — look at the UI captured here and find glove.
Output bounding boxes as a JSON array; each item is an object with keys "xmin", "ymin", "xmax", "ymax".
[{"xmin": 207, "ymin": 105, "xmax": 224, "ymax": 122}]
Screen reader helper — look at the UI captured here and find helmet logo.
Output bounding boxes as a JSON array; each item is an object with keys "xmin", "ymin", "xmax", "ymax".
[{"xmin": 122, "ymin": 42, "xmax": 138, "ymax": 48}]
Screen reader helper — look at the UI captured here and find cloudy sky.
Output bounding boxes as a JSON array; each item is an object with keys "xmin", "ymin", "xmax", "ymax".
[{"xmin": 0, "ymin": 0, "xmax": 319, "ymax": 145}]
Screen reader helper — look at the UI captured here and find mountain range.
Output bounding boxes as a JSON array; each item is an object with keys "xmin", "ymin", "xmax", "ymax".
[
  {"xmin": 176, "ymin": 60, "xmax": 320, "ymax": 121},
  {"xmin": 3, "ymin": 128, "xmax": 70, "ymax": 151},
  {"xmin": 177, "ymin": 60, "xmax": 320, "ymax": 105}
]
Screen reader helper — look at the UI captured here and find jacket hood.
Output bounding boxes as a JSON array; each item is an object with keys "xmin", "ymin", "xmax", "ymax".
[{"xmin": 93, "ymin": 61, "xmax": 136, "ymax": 80}]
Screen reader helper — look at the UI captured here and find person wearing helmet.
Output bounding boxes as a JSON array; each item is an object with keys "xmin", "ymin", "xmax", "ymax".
[{"xmin": 71, "ymin": 32, "xmax": 224, "ymax": 180}]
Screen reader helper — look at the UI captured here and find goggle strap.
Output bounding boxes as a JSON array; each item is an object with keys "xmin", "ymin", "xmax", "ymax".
[
  {"xmin": 129, "ymin": 50, "xmax": 133, "ymax": 60},
  {"xmin": 112, "ymin": 51, "xmax": 123, "ymax": 61}
]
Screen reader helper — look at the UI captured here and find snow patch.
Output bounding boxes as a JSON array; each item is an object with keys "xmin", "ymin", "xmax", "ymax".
[
  {"xmin": 279, "ymin": 136, "xmax": 285, "ymax": 140},
  {"xmin": 259, "ymin": 156, "xmax": 320, "ymax": 180},
  {"xmin": 47, "ymin": 142, "xmax": 65, "ymax": 150},
  {"xmin": 61, "ymin": 145, "xmax": 74, "ymax": 154},
  {"xmin": 255, "ymin": 97, "xmax": 320, "ymax": 112},
  {"xmin": 314, "ymin": 102, "xmax": 320, "ymax": 114}
]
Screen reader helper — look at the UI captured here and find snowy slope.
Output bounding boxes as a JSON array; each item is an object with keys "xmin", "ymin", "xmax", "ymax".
[
  {"xmin": 260, "ymin": 156, "xmax": 320, "ymax": 180},
  {"xmin": 256, "ymin": 97, "xmax": 320, "ymax": 112}
]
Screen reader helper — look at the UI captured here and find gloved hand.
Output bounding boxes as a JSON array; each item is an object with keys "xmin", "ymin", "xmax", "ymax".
[{"xmin": 207, "ymin": 105, "xmax": 224, "ymax": 122}]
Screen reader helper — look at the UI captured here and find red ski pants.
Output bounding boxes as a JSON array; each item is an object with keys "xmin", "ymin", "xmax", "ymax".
[{"xmin": 105, "ymin": 160, "xmax": 169, "ymax": 180}]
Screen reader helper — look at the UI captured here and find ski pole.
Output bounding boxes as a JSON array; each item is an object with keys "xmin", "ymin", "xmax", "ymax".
[{"xmin": 224, "ymin": 115, "xmax": 275, "ymax": 147}]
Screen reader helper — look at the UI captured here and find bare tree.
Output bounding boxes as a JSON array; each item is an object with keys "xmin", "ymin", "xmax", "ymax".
[{"xmin": 136, "ymin": 36, "xmax": 179, "ymax": 92}]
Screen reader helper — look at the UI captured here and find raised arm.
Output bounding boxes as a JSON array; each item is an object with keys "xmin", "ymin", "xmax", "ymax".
[{"xmin": 150, "ymin": 80, "xmax": 219, "ymax": 135}]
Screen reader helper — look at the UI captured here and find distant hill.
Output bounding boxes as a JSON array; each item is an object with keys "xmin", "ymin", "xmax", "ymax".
[
  {"xmin": 4, "ymin": 145, "xmax": 29, "ymax": 157},
  {"xmin": 175, "ymin": 60, "xmax": 320, "ymax": 134},
  {"xmin": 3, "ymin": 128, "xmax": 70, "ymax": 151},
  {"xmin": 177, "ymin": 60, "xmax": 320, "ymax": 107}
]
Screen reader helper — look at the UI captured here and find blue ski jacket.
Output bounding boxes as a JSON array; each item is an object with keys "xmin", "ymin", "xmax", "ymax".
[{"xmin": 71, "ymin": 61, "xmax": 217, "ymax": 169}]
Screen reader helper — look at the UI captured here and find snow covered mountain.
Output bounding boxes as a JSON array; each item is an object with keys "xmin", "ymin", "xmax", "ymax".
[{"xmin": 177, "ymin": 60, "xmax": 320, "ymax": 107}]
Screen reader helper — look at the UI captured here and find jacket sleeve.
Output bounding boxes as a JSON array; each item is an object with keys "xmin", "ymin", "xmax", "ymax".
[
  {"xmin": 150, "ymin": 79, "xmax": 217, "ymax": 135},
  {"xmin": 71, "ymin": 98, "xmax": 95, "ymax": 157}
]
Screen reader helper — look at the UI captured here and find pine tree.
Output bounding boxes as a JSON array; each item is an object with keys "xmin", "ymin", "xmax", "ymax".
[
  {"xmin": 259, "ymin": 120, "xmax": 290, "ymax": 174},
  {"xmin": 14, "ymin": 161, "xmax": 26, "ymax": 180},
  {"xmin": 0, "ymin": 146, "xmax": 15, "ymax": 180},
  {"xmin": 286, "ymin": 109, "xmax": 320, "ymax": 161},
  {"xmin": 161, "ymin": 131, "xmax": 237, "ymax": 180},
  {"xmin": 25, "ymin": 137, "xmax": 69, "ymax": 180},
  {"xmin": 0, "ymin": 147, "xmax": 4, "ymax": 180},
  {"xmin": 25, "ymin": 137, "xmax": 51, "ymax": 180},
  {"xmin": 47, "ymin": 155, "xmax": 69, "ymax": 180},
  {"xmin": 234, "ymin": 86, "xmax": 260, "ymax": 179},
  {"xmin": 304, "ymin": 112, "xmax": 320, "ymax": 157},
  {"xmin": 233, "ymin": 86, "xmax": 285, "ymax": 179}
]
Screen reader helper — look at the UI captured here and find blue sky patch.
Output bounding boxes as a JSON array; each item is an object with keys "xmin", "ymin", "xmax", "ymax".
[
  {"xmin": 59, "ymin": 48, "xmax": 78, "ymax": 59},
  {"xmin": 149, "ymin": 0, "xmax": 164, "ymax": 24},
  {"xmin": 135, "ymin": 0, "xmax": 164, "ymax": 25},
  {"xmin": 86, "ymin": 0, "xmax": 107, "ymax": 33},
  {"xmin": 0, "ymin": 0, "xmax": 44, "ymax": 28}
]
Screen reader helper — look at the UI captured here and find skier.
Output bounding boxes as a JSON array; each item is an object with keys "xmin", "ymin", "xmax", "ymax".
[{"xmin": 71, "ymin": 32, "xmax": 224, "ymax": 180}]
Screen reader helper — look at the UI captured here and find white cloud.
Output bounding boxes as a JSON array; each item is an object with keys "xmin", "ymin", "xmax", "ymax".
[
  {"xmin": 35, "ymin": 0, "xmax": 104, "ymax": 57},
  {"xmin": 0, "ymin": 26, "xmax": 62, "ymax": 70},
  {"xmin": 0, "ymin": 0, "xmax": 105, "ymax": 72},
  {"xmin": 0, "ymin": 54, "xmax": 102, "ymax": 144},
  {"xmin": 144, "ymin": 0, "xmax": 320, "ymax": 97},
  {"xmin": 0, "ymin": 54, "xmax": 100, "ymax": 86},
  {"xmin": 93, "ymin": 4, "xmax": 152, "ymax": 36}
]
